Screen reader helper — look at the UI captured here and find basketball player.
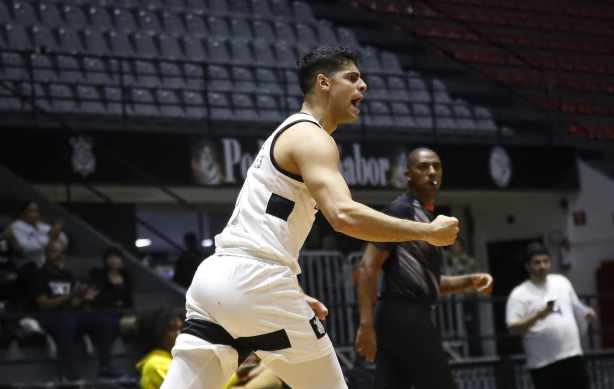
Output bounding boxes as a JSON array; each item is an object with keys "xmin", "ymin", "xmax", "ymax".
[{"xmin": 161, "ymin": 47, "xmax": 459, "ymax": 389}]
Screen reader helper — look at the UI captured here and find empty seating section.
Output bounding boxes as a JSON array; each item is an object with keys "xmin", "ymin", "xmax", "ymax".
[
  {"xmin": 353, "ymin": 0, "xmax": 614, "ymax": 140},
  {"xmin": 0, "ymin": 0, "xmax": 504, "ymax": 136}
]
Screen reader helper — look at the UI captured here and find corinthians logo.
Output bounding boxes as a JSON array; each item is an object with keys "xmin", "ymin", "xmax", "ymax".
[{"xmin": 70, "ymin": 136, "xmax": 96, "ymax": 178}]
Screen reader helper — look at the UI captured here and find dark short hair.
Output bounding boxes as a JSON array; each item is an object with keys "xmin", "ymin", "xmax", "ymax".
[
  {"xmin": 103, "ymin": 247, "xmax": 123, "ymax": 265},
  {"xmin": 297, "ymin": 47, "xmax": 359, "ymax": 95},
  {"xmin": 16, "ymin": 199, "xmax": 37, "ymax": 218},
  {"xmin": 524, "ymin": 241, "xmax": 548, "ymax": 264},
  {"xmin": 137, "ymin": 306, "xmax": 182, "ymax": 354}
]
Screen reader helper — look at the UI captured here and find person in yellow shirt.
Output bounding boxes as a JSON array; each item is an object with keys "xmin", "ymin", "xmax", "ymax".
[{"xmin": 136, "ymin": 307, "xmax": 184, "ymax": 389}]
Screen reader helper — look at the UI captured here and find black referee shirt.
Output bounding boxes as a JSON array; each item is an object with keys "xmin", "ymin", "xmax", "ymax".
[{"xmin": 373, "ymin": 192, "xmax": 442, "ymax": 310}]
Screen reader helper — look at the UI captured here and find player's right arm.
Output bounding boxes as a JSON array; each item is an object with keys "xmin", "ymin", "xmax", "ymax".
[
  {"xmin": 355, "ymin": 243, "xmax": 389, "ymax": 362},
  {"xmin": 280, "ymin": 123, "xmax": 458, "ymax": 245}
]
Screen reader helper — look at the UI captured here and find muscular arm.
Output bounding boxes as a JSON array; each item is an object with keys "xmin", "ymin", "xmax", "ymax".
[
  {"xmin": 439, "ymin": 274, "xmax": 493, "ymax": 296},
  {"xmin": 355, "ymin": 243, "xmax": 389, "ymax": 362},
  {"xmin": 275, "ymin": 123, "xmax": 458, "ymax": 246}
]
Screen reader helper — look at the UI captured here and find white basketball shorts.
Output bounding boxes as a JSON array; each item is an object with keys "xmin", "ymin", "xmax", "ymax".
[{"xmin": 175, "ymin": 254, "xmax": 334, "ymax": 371}]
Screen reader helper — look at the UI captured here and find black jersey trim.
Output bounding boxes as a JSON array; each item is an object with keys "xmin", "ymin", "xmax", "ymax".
[
  {"xmin": 270, "ymin": 117, "xmax": 323, "ymax": 183},
  {"xmin": 182, "ymin": 319, "xmax": 291, "ymax": 366},
  {"xmin": 265, "ymin": 193, "xmax": 295, "ymax": 221}
]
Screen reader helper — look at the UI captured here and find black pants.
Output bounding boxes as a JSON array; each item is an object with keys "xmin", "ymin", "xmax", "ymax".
[
  {"xmin": 530, "ymin": 355, "xmax": 590, "ymax": 389},
  {"xmin": 374, "ymin": 299, "xmax": 457, "ymax": 389},
  {"xmin": 40, "ymin": 310, "xmax": 118, "ymax": 380}
]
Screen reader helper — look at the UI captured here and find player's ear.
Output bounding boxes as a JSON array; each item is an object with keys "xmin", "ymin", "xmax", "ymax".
[{"xmin": 316, "ymin": 74, "xmax": 330, "ymax": 91}]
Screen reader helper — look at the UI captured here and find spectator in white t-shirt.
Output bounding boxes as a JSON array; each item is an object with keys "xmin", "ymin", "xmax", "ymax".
[
  {"xmin": 9, "ymin": 200, "xmax": 68, "ymax": 269},
  {"xmin": 506, "ymin": 241, "xmax": 597, "ymax": 389}
]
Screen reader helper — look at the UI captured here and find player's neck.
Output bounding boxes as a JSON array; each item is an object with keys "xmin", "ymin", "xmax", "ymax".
[{"xmin": 300, "ymin": 103, "xmax": 337, "ymax": 134}]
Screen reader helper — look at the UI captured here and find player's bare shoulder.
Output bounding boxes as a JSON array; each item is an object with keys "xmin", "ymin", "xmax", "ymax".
[{"xmin": 275, "ymin": 121, "xmax": 338, "ymax": 174}]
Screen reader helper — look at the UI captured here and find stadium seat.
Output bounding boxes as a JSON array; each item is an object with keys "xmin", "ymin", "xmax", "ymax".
[
  {"xmin": 138, "ymin": 10, "xmax": 163, "ymax": 33},
  {"xmin": 182, "ymin": 36, "xmax": 207, "ymax": 61},
  {"xmin": 273, "ymin": 41, "xmax": 296, "ymax": 67},
  {"xmin": 316, "ymin": 20, "xmax": 339, "ymax": 46},
  {"xmin": 295, "ymin": 23, "xmax": 318, "ymax": 46},
  {"xmin": 387, "ymin": 76, "xmax": 412, "ymax": 102},
  {"xmin": 473, "ymin": 106, "xmax": 497, "ymax": 132},
  {"xmin": 407, "ymin": 77, "xmax": 431, "ymax": 103},
  {"xmin": 157, "ymin": 34, "xmax": 183, "ymax": 59},
  {"xmin": 251, "ymin": 0, "xmax": 274, "ymax": 19},
  {"xmin": 0, "ymin": 0, "xmax": 10, "ymax": 24},
  {"xmin": 30, "ymin": 53, "xmax": 57, "ymax": 83},
  {"xmin": 229, "ymin": 38, "xmax": 254, "ymax": 65},
  {"xmin": 232, "ymin": 66, "xmax": 257, "ymax": 93},
  {"xmin": 230, "ymin": 19, "xmax": 253, "ymax": 39},
  {"xmin": 31, "ymin": 26, "xmax": 59, "ymax": 52},
  {"xmin": 130, "ymin": 87, "xmax": 159, "ymax": 116},
  {"xmin": 113, "ymin": 8, "xmax": 139, "ymax": 33},
  {"xmin": 207, "ymin": 91, "xmax": 232, "ymax": 119},
  {"xmin": 412, "ymin": 103, "xmax": 433, "ymax": 130},
  {"xmin": 206, "ymin": 38, "xmax": 231, "ymax": 63},
  {"xmin": 255, "ymin": 68, "xmax": 283, "ymax": 95},
  {"xmin": 12, "ymin": 1, "xmax": 38, "ymax": 26},
  {"xmin": 452, "ymin": 101, "xmax": 478, "ymax": 132},
  {"xmin": 39, "ymin": 3, "xmax": 64, "ymax": 29},
  {"xmin": 208, "ymin": 16, "xmax": 231, "ymax": 38},
  {"xmin": 232, "ymin": 93, "xmax": 258, "ymax": 121},
  {"xmin": 253, "ymin": 20, "xmax": 276, "ymax": 42},
  {"xmin": 57, "ymin": 55, "xmax": 84, "ymax": 83},
  {"xmin": 364, "ymin": 74, "xmax": 390, "ymax": 100},
  {"xmin": 274, "ymin": 21, "xmax": 297, "ymax": 44},
  {"xmin": 252, "ymin": 40, "xmax": 275, "ymax": 66},
  {"xmin": 207, "ymin": 0, "xmax": 230, "ymax": 15},
  {"xmin": 0, "ymin": 52, "xmax": 27, "ymax": 80},
  {"xmin": 292, "ymin": 1, "xmax": 315, "ymax": 21},
  {"xmin": 337, "ymin": 27, "xmax": 360, "ymax": 49},
  {"xmin": 185, "ymin": 14, "xmax": 207, "ymax": 37},
  {"xmin": 76, "ymin": 85, "xmax": 106, "ymax": 114},
  {"xmin": 207, "ymin": 64, "xmax": 232, "ymax": 92},
  {"xmin": 270, "ymin": 0, "xmax": 293, "ymax": 19},
  {"xmin": 50, "ymin": 83, "xmax": 77, "ymax": 112},
  {"xmin": 157, "ymin": 89, "xmax": 184, "ymax": 117},
  {"xmin": 64, "ymin": 5, "xmax": 90, "ymax": 30},
  {"xmin": 285, "ymin": 95, "xmax": 301, "ymax": 112},
  {"xmin": 162, "ymin": 11, "xmax": 186, "ymax": 36},
  {"xmin": 283, "ymin": 69, "xmax": 302, "ymax": 96},
  {"xmin": 390, "ymin": 101, "xmax": 417, "ymax": 129},
  {"xmin": 135, "ymin": 60, "xmax": 161, "ymax": 88},
  {"xmin": 183, "ymin": 90, "xmax": 208, "ymax": 118},
  {"xmin": 228, "ymin": 0, "xmax": 251, "ymax": 16},
  {"xmin": 257, "ymin": 94, "xmax": 283, "ymax": 122},
  {"xmin": 133, "ymin": 32, "xmax": 160, "ymax": 58},
  {"xmin": 160, "ymin": 61, "xmax": 186, "ymax": 88},
  {"xmin": 4, "ymin": 24, "xmax": 31, "ymax": 51},
  {"xmin": 380, "ymin": 51, "xmax": 403, "ymax": 74},
  {"xmin": 364, "ymin": 101, "xmax": 394, "ymax": 128},
  {"xmin": 434, "ymin": 104, "xmax": 458, "ymax": 133},
  {"xmin": 57, "ymin": 28, "xmax": 84, "ymax": 53}
]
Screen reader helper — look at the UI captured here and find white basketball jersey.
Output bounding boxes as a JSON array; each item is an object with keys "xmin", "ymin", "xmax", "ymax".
[{"xmin": 215, "ymin": 113, "xmax": 323, "ymax": 274}]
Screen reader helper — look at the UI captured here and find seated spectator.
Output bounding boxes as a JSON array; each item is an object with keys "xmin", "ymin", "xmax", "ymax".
[
  {"xmin": 26, "ymin": 240, "xmax": 117, "ymax": 381},
  {"xmin": 172, "ymin": 232, "xmax": 203, "ymax": 289},
  {"xmin": 136, "ymin": 306, "xmax": 184, "ymax": 389},
  {"xmin": 89, "ymin": 247, "xmax": 136, "ymax": 334},
  {"xmin": 0, "ymin": 226, "xmax": 22, "ymax": 346},
  {"xmin": 10, "ymin": 200, "xmax": 68, "ymax": 270},
  {"xmin": 0, "ymin": 227, "xmax": 21, "ymax": 303},
  {"xmin": 222, "ymin": 353, "xmax": 283, "ymax": 389}
]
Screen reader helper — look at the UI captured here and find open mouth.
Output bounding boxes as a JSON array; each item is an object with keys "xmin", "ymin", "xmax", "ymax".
[{"xmin": 351, "ymin": 97, "xmax": 363, "ymax": 112}]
